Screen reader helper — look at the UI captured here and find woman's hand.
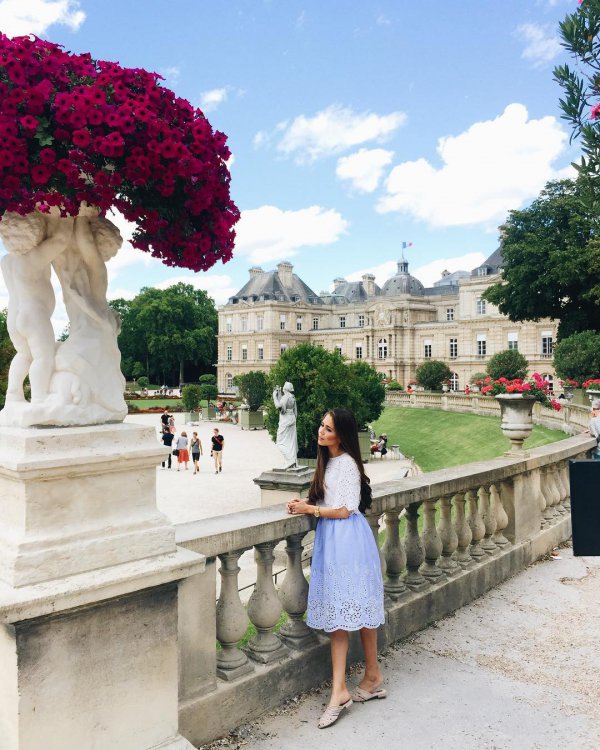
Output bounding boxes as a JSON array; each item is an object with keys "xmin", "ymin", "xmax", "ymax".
[{"xmin": 287, "ymin": 498, "xmax": 312, "ymax": 515}]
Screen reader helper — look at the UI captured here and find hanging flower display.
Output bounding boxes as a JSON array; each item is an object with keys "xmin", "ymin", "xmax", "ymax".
[{"xmin": 0, "ymin": 34, "xmax": 239, "ymax": 272}]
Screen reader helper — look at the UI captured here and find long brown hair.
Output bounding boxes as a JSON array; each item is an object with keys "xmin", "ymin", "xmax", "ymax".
[{"xmin": 308, "ymin": 408, "xmax": 372, "ymax": 514}]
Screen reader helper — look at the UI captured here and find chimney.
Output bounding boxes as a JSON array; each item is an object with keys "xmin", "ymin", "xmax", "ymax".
[
  {"xmin": 333, "ymin": 277, "xmax": 346, "ymax": 288},
  {"xmin": 249, "ymin": 266, "xmax": 264, "ymax": 278},
  {"xmin": 362, "ymin": 273, "xmax": 376, "ymax": 296},
  {"xmin": 441, "ymin": 269, "xmax": 450, "ymax": 278},
  {"xmin": 277, "ymin": 261, "xmax": 294, "ymax": 288}
]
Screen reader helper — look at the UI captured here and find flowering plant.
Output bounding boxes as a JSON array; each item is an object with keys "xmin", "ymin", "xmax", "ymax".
[
  {"xmin": 479, "ymin": 373, "xmax": 561, "ymax": 411},
  {"xmin": 559, "ymin": 379, "xmax": 579, "ymax": 387},
  {"xmin": 583, "ymin": 378, "xmax": 600, "ymax": 389},
  {"xmin": 0, "ymin": 35, "xmax": 239, "ymax": 271}
]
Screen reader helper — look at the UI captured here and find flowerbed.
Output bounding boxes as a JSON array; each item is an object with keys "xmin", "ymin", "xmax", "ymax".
[
  {"xmin": 477, "ymin": 373, "xmax": 561, "ymax": 411},
  {"xmin": 0, "ymin": 35, "xmax": 238, "ymax": 271}
]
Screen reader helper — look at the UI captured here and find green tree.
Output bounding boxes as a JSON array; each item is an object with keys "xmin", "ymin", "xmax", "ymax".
[
  {"xmin": 181, "ymin": 384, "xmax": 202, "ymax": 412},
  {"xmin": 416, "ymin": 360, "xmax": 452, "ymax": 391},
  {"xmin": 136, "ymin": 376, "xmax": 149, "ymax": 393},
  {"xmin": 486, "ymin": 349, "xmax": 528, "ymax": 380},
  {"xmin": 264, "ymin": 343, "xmax": 384, "ymax": 458},
  {"xmin": 483, "ymin": 179, "xmax": 600, "ymax": 338},
  {"xmin": 199, "ymin": 382, "xmax": 218, "ymax": 402},
  {"xmin": 234, "ymin": 370, "xmax": 269, "ymax": 411},
  {"xmin": 554, "ymin": 0, "xmax": 600, "ymax": 212},
  {"xmin": 346, "ymin": 360, "xmax": 386, "ymax": 429},
  {"xmin": 553, "ymin": 330, "xmax": 600, "ymax": 381},
  {"xmin": 113, "ymin": 283, "xmax": 217, "ymax": 384},
  {"xmin": 0, "ymin": 309, "xmax": 15, "ymax": 409}
]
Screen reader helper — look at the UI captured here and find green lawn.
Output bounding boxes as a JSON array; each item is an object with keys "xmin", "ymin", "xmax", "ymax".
[
  {"xmin": 127, "ymin": 398, "xmax": 182, "ymax": 410},
  {"xmin": 372, "ymin": 407, "xmax": 565, "ymax": 472}
]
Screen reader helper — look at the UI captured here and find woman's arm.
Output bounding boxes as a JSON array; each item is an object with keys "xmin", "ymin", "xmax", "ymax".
[{"xmin": 287, "ymin": 499, "xmax": 350, "ymax": 520}]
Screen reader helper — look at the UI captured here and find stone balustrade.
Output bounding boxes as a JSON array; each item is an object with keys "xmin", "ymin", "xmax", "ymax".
[
  {"xmin": 385, "ymin": 390, "xmax": 591, "ymax": 433},
  {"xmin": 175, "ymin": 432, "xmax": 594, "ymax": 747}
]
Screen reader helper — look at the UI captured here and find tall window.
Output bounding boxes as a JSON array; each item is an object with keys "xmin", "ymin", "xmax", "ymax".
[
  {"xmin": 241, "ymin": 345, "xmax": 247, "ymax": 361},
  {"xmin": 335, "ymin": 345, "xmax": 342, "ymax": 355},
  {"xmin": 477, "ymin": 334, "xmax": 487, "ymax": 357},
  {"xmin": 241, "ymin": 316, "xmax": 248, "ymax": 332},
  {"xmin": 296, "ymin": 316, "xmax": 302, "ymax": 331},
  {"xmin": 280, "ymin": 343, "xmax": 288, "ymax": 354},
  {"xmin": 449, "ymin": 338, "xmax": 458, "ymax": 358},
  {"xmin": 450, "ymin": 373, "xmax": 459, "ymax": 391},
  {"xmin": 508, "ymin": 332, "xmax": 518, "ymax": 351},
  {"xmin": 355, "ymin": 344, "xmax": 363, "ymax": 360},
  {"xmin": 424, "ymin": 339, "xmax": 432, "ymax": 358},
  {"xmin": 312, "ymin": 317, "xmax": 319, "ymax": 330},
  {"xmin": 226, "ymin": 345, "xmax": 232, "ymax": 361},
  {"xmin": 476, "ymin": 298, "xmax": 486, "ymax": 315},
  {"xmin": 225, "ymin": 317, "xmax": 232, "ymax": 332},
  {"xmin": 279, "ymin": 314, "xmax": 286, "ymax": 330},
  {"xmin": 256, "ymin": 315, "xmax": 263, "ymax": 331},
  {"xmin": 358, "ymin": 314, "xmax": 365, "ymax": 328},
  {"xmin": 339, "ymin": 316, "xmax": 346, "ymax": 328},
  {"xmin": 541, "ymin": 331, "xmax": 553, "ymax": 356},
  {"xmin": 226, "ymin": 373, "xmax": 233, "ymax": 389},
  {"xmin": 446, "ymin": 308, "xmax": 454, "ymax": 321},
  {"xmin": 378, "ymin": 338, "xmax": 388, "ymax": 360},
  {"xmin": 257, "ymin": 344, "xmax": 264, "ymax": 361}
]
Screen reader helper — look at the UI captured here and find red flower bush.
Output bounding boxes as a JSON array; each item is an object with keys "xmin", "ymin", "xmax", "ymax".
[
  {"xmin": 479, "ymin": 373, "xmax": 561, "ymax": 411},
  {"xmin": 583, "ymin": 378, "xmax": 600, "ymax": 389},
  {"xmin": 0, "ymin": 35, "xmax": 239, "ymax": 272}
]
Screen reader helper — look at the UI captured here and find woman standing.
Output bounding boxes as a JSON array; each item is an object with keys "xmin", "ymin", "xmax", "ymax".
[
  {"xmin": 176, "ymin": 430, "xmax": 189, "ymax": 471},
  {"xmin": 190, "ymin": 432, "xmax": 203, "ymax": 474},
  {"xmin": 287, "ymin": 408, "xmax": 385, "ymax": 729}
]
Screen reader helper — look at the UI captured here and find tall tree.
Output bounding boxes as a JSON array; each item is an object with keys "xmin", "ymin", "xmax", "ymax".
[
  {"xmin": 112, "ymin": 283, "xmax": 217, "ymax": 384},
  {"xmin": 483, "ymin": 179, "xmax": 600, "ymax": 339}
]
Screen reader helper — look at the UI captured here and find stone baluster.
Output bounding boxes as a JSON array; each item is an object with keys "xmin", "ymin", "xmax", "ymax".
[
  {"xmin": 382, "ymin": 509, "xmax": 408, "ymax": 599},
  {"xmin": 246, "ymin": 541, "xmax": 289, "ymax": 663},
  {"xmin": 404, "ymin": 502, "xmax": 429, "ymax": 590},
  {"xmin": 559, "ymin": 460, "xmax": 571, "ymax": 509},
  {"xmin": 453, "ymin": 492, "xmax": 474, "ymax": 568},
  {"xmin": 366, "ymin": 510, "xmax": 386, "ymax": 576},
  {"xmin": 551, "ymin": 464, "xmax": 567, "ymax": 514},
  {"xmin": 490, "ymin": 483, "xmax": 509, "ymax": 547},
  {"xmin": 466, "ymin": 489, "xmax": 485, "ymax": 560},
  {"xmin": 420, "ymin": 498, "xmax": 444, "ymax": 582},
  {"xmin": 479, "ymin": 485, "xmax": 498, "ymax": 554},
  {"xmin": 278, "ymin": 532, "xmax": 318, "ymax": 649},
  {"xmin": 543, "ymin": 466, "xmax": 560, "ymax": 522},
  {"xmin": 438, "ymin": 495, "xmax": 459, "ymax": 575},
  {"xmin": 540, "ymin": 467, "xmax": 555, "ymax": 524},
  {"xmin": 216, "ymin": 550, "xmax": 254, "ymax": 680}
]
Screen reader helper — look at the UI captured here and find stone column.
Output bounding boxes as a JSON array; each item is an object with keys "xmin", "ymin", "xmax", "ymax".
[
  {"xmin": 0, "ymin": 423, "xmax": 201, "ymax": 750},
  {"xmin": 453, "ymin": 493, "xmax": 473, "ymax": 568},
  {"xmin": 278, "ymin": 532, "xmax": 317, "ymax": 649},
  {"xmin": 420, "ymin": 498, "xmax": 444, "ymax": 582},
  {"xmin": 382, "ymin": 510, "xmax": 408, "ymax": 599},
  {"xmin": 438, "ymin": 495, "xmax": 459, "ymax": 575},
  {"xmin": 404, "ymin": 503, "xmax": 428, "ymax": 591},
  {"xmin": 215, "ymin": 550, "xmax": 253, "ymax": 681},
  {"xmin": 466, "ymin": 489, "xmax": 485, "ymax": 560}
]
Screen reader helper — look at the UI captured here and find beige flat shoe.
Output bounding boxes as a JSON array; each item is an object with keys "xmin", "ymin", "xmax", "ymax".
[
  {"xmin": 317, "ymin": 699, "xmax": 352, "ymax": 728},
  {"xmin": 351, "ymin": 684, "xmax": 387, "ymax": 702}
]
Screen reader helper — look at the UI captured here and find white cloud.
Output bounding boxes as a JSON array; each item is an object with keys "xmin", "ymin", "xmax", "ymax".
[
  {"xmin": 160, "ymin": 66, "xmax": 181, "ymax": 86},
  {"xmin": 154, "ymin": 274, "xmax": 237, "ymax": 306},
  {"xmin": 516, "ymin": 23, "xmax": 562, "ymax": 68},
  {"xmin": 105, "ymin": 209, "xmax": 153, "ymax": 283},
  {"xmin": 377, "ymin": 103, "xmax": 569, "ymax": 228},
  {"xmin": 336, "ymin": 148, "xmax": 394, "ymax": 193},
  {"xmin": 0, "ymin": 0, "xmax": 85, "ymax": 37},
  {"xmin": 199, "ymin": 87, "xmax": 228, "ymax": 113},
  {"xmin": 345, "ymin": 252, "xmax": 488, "ymax": 289},
  {"xmin": 273, "ymin": 104, "xmax": 406, "ymax": 162},
  {"xmin": 235, "ymin": 205, "xmax": 348, "ymax": 264}
]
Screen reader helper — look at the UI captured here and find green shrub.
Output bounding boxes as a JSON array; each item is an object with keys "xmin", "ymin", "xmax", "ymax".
[
  {"xmin": 416, "ymin": 360, "xmax": 452, "ymax": 391},
  {"xmin": 234, "ymin": 371, "xmax": 269, "ymax": 411},
  {"xmin": 486, "ymin": 349, "xmax": 528, "ymax": 380},
  {"xmin": 554, "ymin": 330, "xmax": 600, "ymax": 382},
  {"xmin": 181, "ymin": 384, "xmax": 202, "ymax": 412}
]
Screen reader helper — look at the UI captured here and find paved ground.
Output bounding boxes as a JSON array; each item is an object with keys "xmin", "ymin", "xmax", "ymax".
[
  {"xmin": 125, "ymin": 412, "xmax": 415, "ymax": 524},
  {"xmin": 203, "ymin": 546, "xmax": 600, "ymax": 750}
]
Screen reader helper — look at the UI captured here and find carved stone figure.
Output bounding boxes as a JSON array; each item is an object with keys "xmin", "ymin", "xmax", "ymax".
[
  {"xmin": 273, "ymin": 381, "xmax": 298, "ymax": 469},
  {"xmin": 0, "ymin": 206, "xmax": 127, "ymax": 427}
]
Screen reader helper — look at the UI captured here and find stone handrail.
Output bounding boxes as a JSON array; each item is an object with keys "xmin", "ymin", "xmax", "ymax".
[
  {"xmin": 174, "ymin": 433, "xmax": 595, "ymax": 746},
  {"xmin": 384, "ymin": 391, "xmax": 590, "ymax": 434}
]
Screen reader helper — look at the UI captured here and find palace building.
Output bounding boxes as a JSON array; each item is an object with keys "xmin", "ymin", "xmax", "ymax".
[{"xmin": 216, "ymin": 248, "xmax": 558, "ymax": 393}]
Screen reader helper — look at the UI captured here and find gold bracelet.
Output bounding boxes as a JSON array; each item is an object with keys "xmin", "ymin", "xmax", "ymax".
[{"xmin": 314, "ymin": 506, "xmax": 320, "ymax": 518}]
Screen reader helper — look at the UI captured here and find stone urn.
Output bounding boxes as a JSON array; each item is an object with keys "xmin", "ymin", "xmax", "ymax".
[
  {"xmin": 586, "ymin": 388, "xmax": 600, "ymax": 404},
  {"xmin": 495, "ymin": 393, "xmax": 536, "ymax": 455},
  {"xmin": 442, "ymin": 383, "xmax": 449, "ymax": 393},
  {"xmin": 562, "ymin": 385, "xmax": 575, "ymax": 402}
]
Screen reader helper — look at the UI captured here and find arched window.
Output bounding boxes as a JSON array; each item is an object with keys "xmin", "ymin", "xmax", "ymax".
[
  {"xmin": 378, "ymin": 338, "xmax": 388, "ymax": 360},
  {"xmin": 450, "ymin": 373, "xmax": 459, "ymax": 392}
]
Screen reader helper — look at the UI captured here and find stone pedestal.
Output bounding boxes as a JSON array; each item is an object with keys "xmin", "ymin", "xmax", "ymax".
[
  {"xmin": 0, "ymin": 422, "xmax": 202, "ymax": 750},
  {"xmin": 253, "ymin": 466, "xmax": 314, "ymax": 507}
]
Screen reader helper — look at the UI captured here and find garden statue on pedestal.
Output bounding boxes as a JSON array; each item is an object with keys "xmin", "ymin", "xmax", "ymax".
[{"xmin": 273, "ymin": 381, "xmax": 298, "ymax": 469}]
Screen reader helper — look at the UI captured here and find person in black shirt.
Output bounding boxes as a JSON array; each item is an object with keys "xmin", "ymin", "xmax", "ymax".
[
  {"xmin": 211, "ymin": 428, "xmax": 224, "ymax": 473},
  {"xmin": 161, "ymin": 427, "xmax": 175, "ymax": 469}
]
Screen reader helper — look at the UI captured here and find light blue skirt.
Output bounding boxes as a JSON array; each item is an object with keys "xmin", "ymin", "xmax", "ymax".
[{"xmin": 306, "ymin": 513, "xmax": 385, "ymax": 632}]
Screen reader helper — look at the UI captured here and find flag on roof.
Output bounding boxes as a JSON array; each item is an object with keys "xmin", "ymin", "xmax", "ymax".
[{"xmin": 402, "ymin": 241, "xmax": 413, "ymax": 249}]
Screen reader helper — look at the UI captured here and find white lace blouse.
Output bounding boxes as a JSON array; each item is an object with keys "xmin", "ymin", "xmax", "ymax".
[{"xmin": 320, "ymin": 452, "xmax": 361, "ymax": 513}]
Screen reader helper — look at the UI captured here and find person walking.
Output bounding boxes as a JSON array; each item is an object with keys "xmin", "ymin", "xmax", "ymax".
[
  {"xmin": 211, "ymin": 427, "xmax": 224, "ymax": 474},
  {"xmin": 160, "ymin": 427, "xmax": 175, "ymax": 469},
  {"xmin": 287, "ymin": 408, "xmax": 385, "ymax": 729},
  {"xmin": 176, "ymin": 430, "xmax": 189, "ymax": 471},
  {"xmin": 190, "ymin": 432, "xmax": 203, "ymax": 474}
]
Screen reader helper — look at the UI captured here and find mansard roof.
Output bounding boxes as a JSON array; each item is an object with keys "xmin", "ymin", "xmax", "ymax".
[
  {"xmin": 227, "ymin": 265, "xmax": 323, "ymax": 305},
  {"xmin": 320, "ymin": 279, "xmax": 381, "ymax": 305},
  {"xmin": 471, "ymin": 246, "xmax": 503, "ymax": 277}
]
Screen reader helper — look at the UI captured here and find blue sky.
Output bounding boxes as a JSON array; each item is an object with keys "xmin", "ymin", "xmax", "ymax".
[{"xmin": 0, "ymin": 0, "xmax": 582, "ymax": 328}]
